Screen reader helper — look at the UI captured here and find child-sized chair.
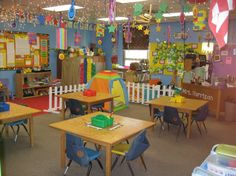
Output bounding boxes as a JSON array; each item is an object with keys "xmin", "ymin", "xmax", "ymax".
[
  {"xmin": 111, "ymin": 130, "xmax": 150, "ymax": 176},
  {"xmin": 64, "ymin": 133, "xmax": 103, "ymax": 176}
]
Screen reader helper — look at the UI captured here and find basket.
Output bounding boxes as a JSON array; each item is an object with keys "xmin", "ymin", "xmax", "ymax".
[{"xmin": 91, "ymin": 114, "xmax": 114, "ymax": 128}]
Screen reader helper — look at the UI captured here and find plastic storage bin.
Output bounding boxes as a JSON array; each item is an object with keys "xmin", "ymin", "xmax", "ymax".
[
  {"xmin": 91, "ymin": 114, "xmax": 113, "ymax": 128},
  {"xmin": 201, "ymin": 153, "xmax": 236, "ymax": 176},
  {"xmin": 192, "ymin": 167, "xmax": 218, "ymax": 176},
  {"xmin": 212, "ymin": 144, "xmax": 236, "ymax": 158}
]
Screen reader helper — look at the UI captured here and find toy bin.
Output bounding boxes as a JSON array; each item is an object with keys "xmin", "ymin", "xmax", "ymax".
[
  {"xmin": 201, "ymin": 154, "xmax": 236, "ymax": 176},
  {"xmin": 211, "ymin": 144, "xmax": 236, "ymax": 158},
  {"xmin": 192, "ymin": 167, "xmax": 218, "ymax": 176},
  {"xmin": 91, "ymin": 114, "xmax": 114, "ymax": 128}
]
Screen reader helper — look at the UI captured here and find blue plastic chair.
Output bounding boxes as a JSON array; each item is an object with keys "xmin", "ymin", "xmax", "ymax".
[
  {"xmin": 66, "ymin": 99, "xmax": 85, "ymax": 118},
  {"xmin": 191, "ymin": 104, "xmax": 208, "ymax": 135},
  {"xmin": 1, "ymin": 102, "xmax": 29, "ymax": 143},
  {"xmin": 161, "ymin": 106, "xmax": 186, "ymax": 140},
  {"xmin": 64, "ymin": 133, "xmax": 103, "ymax": 176},
  {"xmin": 111, "ymin": 130, "xmax": 150, "ymax": 176}
]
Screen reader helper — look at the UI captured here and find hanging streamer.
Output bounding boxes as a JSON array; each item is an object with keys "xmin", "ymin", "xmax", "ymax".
[{"xmin": 109, "ymin": 0, "xmax": 116, "ymax": 24}]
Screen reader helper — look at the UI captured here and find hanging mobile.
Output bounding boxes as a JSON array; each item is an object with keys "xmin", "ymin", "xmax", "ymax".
[{"xmin": 68, "ymin": 0, "xmax": 76, "ymax": 21}]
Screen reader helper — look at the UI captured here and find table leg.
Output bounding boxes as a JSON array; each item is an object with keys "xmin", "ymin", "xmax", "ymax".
[
  {"xmin": 29, "ymin": 117, "xmax": 34, "ymax": 147},
  {"xmin": 61, "ymin": 132, "xmax": 66, "ymax": 168},
  {"xmin": 110, "ymin": 99, "xmax": 114, "ymax": 113},
  {"xmin": 87, "ymin": 104, "xmax": 92, "ymax": 114},
  {"xmin": 5, "ymin": 126, "xmax": 9, "ymax": 137},
  {"xmin": 62, "ymin": 99, "xmax": 65, "ymax": 120},
  {"xmin": 150, "ymin": 105, "xmax": 155, "ymax": 131},
  {"xmin": 105, "ymin": 144, "xmax": 112, "ymax": 176},
  {"xmin": 186, "ymin": 111, "xmax": 192, "ymax": 139}
]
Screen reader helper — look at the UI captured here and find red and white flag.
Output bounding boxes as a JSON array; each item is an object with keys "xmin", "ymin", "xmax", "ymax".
[{"xmin": 208, "ymin": 0, "xmax": 236, "ymax": 49}]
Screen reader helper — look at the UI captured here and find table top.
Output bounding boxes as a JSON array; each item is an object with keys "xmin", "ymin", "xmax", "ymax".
[
  {"xmin": 57, "ymin": 92, "xmax": 119, "ymax": 104},
  {"xmin": 147, "ymin": 96, "xmax": 208, "ymax": 111},
  {"xmin": 49, "ymin": 112, "xmax": 155, "ymax": 146},
  {"xmin": 0, "ymin": 102, "xmax": 41, "ymax": 123}
]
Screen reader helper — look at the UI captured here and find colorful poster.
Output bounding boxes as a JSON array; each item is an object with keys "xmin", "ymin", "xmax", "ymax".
[
  {"xmin": 225, "ymin": 57, "xmax": 232, "ymax": 64},
  {"xmin": 28, "ymin": 32, "xmax": 37, "ymax": 45},
  {"xmin": 56, "ymin": 28, "xmax": 67, "ymax": 50}
]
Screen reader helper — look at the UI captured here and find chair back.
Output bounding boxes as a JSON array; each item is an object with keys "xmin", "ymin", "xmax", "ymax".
[
  {"xmin": 66, "ymin": 133, "xmax": 90, "ymax": 166},
  {"xmin": 66, "ymin": 99, "xmax": 85, "ymax": 116},
  {"xmin": 126, "ymin": 130, "xmax": 150, "ymax": 161},
  {"xmin": 163, "ymin": 106, "xmax": 182, "ymax": 125},
  {"xmin": 194, "ymin": 104, "xmax": 208, "ymax": 121}
]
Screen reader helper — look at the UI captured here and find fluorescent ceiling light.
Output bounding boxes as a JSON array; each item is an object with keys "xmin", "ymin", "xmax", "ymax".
[
  {"xmin": 98, "ymin": 17, "xmax": 128, "ymax": 21},
  {"xmin": 116, "ymin": 0, "xmax": 147, "ymax": 3},
  {"xmin": 43, "ymin": 5, "xmax": 83, "ymax": 12},
  {"xmin": 163, "ymin": 12, "xmax": 193, "ymax": 18}
]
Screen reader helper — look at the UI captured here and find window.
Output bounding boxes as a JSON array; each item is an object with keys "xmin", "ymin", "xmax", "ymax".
[{"xmin": 124, "ymin": 50, "xmax": 148, "ymax": 66}]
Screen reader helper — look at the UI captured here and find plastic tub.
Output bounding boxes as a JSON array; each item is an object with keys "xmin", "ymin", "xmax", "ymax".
[{"xmin": 192, "ymin": 167, "xmax": 218, "ymax": 176}]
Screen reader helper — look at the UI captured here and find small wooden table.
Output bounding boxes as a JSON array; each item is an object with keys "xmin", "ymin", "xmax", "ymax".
[
  {"xmin": 57, "ymin": 92, "xmax": 119, "ymax": 120},
  {"xmin": 147, "ymin": 96, "xmax": 208, "ymax": 139},
  {"xmin": 0, "ymin": 102, "xmax": 41, "ymax": 146},
  {"xmin": 49, "ymin": 112, "xmax": 155, "ymax": 176}
]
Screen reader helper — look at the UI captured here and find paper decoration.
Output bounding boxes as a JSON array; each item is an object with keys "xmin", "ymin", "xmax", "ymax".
[
  {"xmin": 134, "ymin": 3, "xmax": 144, "ymax": 16},
  {"xmin": 74, "ymin": 32, "xmax": 81, "ymax": 46},
  {"xmin": 98, "ymin": 39, "xmax": 102, "ymax": 45},
  {"xmin": 56, "ymin": 28, "xmax": 67, "ymax": 50},
  {"xmin": 109, "ymin": 0, "xmax": 116, "ymax": 24},
  {"xmin": 137, "ymin": 25, "xmax": 143, "ymax": 30},
  {"xmin": 15, "ymin": 34, "xmax": 30, "ymax": 55},
  {"xmin": 124, "ymin": 16, "xmax": 132, "ymax": 44},
  {"xmin": 37, "ymin": 15, "xmax": 45, "ymax": 25},
  {"xmin": 28, "ymin": 32, "xmax": 37, "ymax": 45},
  {"xmin": 58, "ymin": 53, "xmax": 65, "ymax": 60},
  {"xmin": 193, "ymin": 10, "xmax": 207, "ymax": 31},
  {"xmin": 159, "ymin": 2, "xmax": 168, "ymax": 12},
  {"xmin": 6, "ymin": 42, "xmax": 15, "ymax": 67},
  {"xmin": 96, "ymin": 23, "xmax": 105, "ymax": 37},
  {"xmin": 144, "ymin": 28, "xmax": 150, "ymax": 35},
  {"xmin": 225, "ymin": 57, "xmax": 232, "ymax": 64},
  {"xmin": 68, "ymin": 0, "xmax": 76, "ymax": 21},
  {"xmin": 108, "ymin": 25, "xmax": 116, "ymax": 33},
  {"xmin": 221, "ymin": 50, "xmax": 228, "ymax": 56},
  {"xmin": 233, "ymin": 48, "xmax": 236, "ymax": 55}
]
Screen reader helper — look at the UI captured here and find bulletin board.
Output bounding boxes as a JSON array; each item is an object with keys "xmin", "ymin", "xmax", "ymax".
[
  {"xmin": 149, "ymin": 42, "xmax": 203, "ymax": 76},
  {"xmin": 0, "ymin": 32, "xmax": 49, "ymax": 70}
]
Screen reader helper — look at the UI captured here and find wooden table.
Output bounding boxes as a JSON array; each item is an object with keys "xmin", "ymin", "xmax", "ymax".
[
  {"xmin": 0, "ymin": 102, "xmax": 41, "ymax": 146},
  {"xmin": 57, "ymin": 92, "xmax": 119, "ymax": 120},
  {"xmin": 147, "ymin": 96, "xmax": 208, "ymax": 139},
  {"xmin": 49, "ymin": 112, "xmax": 155, "ymax": 176}
]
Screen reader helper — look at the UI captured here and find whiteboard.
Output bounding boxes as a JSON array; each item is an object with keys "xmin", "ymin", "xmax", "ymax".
[
  {"xmin": 7, "ymin": 42, "xmax": 15, "ymax": 66},
  {"xmin": 15, "ymin": 36, "xmax": 30, "ymax": 55}
]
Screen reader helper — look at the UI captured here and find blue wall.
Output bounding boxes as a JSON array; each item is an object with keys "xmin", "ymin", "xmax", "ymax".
[{"xmin": 0, "ymin": 23, "xmax": 95, "ymax": 94}]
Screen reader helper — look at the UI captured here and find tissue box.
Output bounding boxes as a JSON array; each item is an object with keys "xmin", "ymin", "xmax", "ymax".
[
  {"xmin": 83, "ymin": 89, "xmax": 96, "ymax": 96},
  {"xmin": 91, "ymin": 114, "xmax": 114, "ymax": 128},
  {"xmin": 0, "ymin": 102, "xmax": 10, "ymax": 112}
]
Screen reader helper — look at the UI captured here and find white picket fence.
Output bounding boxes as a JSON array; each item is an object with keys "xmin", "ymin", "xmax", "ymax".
[{"xmin": 44, "ymin": 82, "xmax": 174, "ymax": 113}]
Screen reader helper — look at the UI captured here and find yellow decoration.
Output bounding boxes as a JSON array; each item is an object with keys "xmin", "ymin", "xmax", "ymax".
[
  {"xmin": 193, "ymin": 5, "xmax": 199, "ymax": 19},
  {"xmin": 170, "ymin": 95, "xmax": 185, "ymax": 103},
  {"xmin": 137, "ymin": 25, "xmax": 143, "ymax": 30},
  {"xmin": 131, "ymin": 23, "xmax": 136, "ymax": 28},
  {"xmin": 144, "ymin": 28, "xmax": 150, "ymax": 35},
  {"xmin": 0, "ymin": 81, "xmax": 3, "ymax": 88},
  {"xmin": 156, "ymin": 25, "xmax": 161, "ymax": 32},
  {"xmin": 193, "ymin": 10, "xmax": 207, "ymax": 31},
  {"xmin": 98, "ymin": 39, "xmax": 102, "ymax": 45},
  {"xmin": 58, "ymin": 53, "xmax": 65, "ymax": 60}
]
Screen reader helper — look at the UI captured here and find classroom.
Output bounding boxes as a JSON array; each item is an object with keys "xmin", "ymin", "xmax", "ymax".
[{"xmin": 0, "ymin": 0, "xmax": 236, "ymax": 176}]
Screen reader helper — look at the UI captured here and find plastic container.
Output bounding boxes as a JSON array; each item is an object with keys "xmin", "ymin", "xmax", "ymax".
[
  {"xmin": 192, "ymin": 167, "xmax": 218, "ymax": 176},
  {"xmin": 201, "ymin": 154, "xmax": 236, "ymax": 176},
  {"xmin": 91, "ymin": 114, "xmax": 114, "ymax": 128},
  {"xmin": 211, "ymin": 144, "xmax": 236, "ymax": 158},
  {"xmin": 83, "ymin": 89, "xmax": 96, "ymax": 96}
]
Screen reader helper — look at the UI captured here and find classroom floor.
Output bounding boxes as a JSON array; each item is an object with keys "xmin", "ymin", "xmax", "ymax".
[{"xmin": 3, "ymin": 103, "xmax": 236, "ymax": 176}]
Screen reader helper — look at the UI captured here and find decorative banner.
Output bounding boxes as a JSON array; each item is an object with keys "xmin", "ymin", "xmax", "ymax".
[
  {"xmin": 124, "ymin": 16, "xmax": 132, "ymax": 43},
  {"xmin": 133, "ymin": 3, "xmax": 144, "ymax": 16},
  {"xmin": 56, "ymin": 28, "xmax": 67, "ymax": 50},
  {"xmin": 193, "ymin": 10, "xmax": 207, "ymax": 31},
  {"xmin": 37, "ymin": 15, "xmax": 45, "ymax": 25},
  {"xmin": 74, "ymin": 32, "xmax": 81, "ymax": 46},
  {"xmin": 40, "ymin": 37, "xmax": 48, "ymax": 65},
  {"xmin": 28, "ymin": 32, "xmax": 37, "ymax": 45},
  {"xmin": 109, "ymin": 0, "xmax": 116, "ymax": 24},
  {"xmin": 96, "ymin": 23, "xmax": 105, "ymax": 37}
]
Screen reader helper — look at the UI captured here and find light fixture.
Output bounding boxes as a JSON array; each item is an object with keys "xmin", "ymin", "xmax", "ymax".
[
  {"xmin": 43, "ymin": 5, "xmax": 83, "ymax": 12},
  {"xmin": 163, "ymin": 12, "xmax": 193, "ymax": 18},
  {"xmin": 116, "ymin": 0, "xmax": 147, "ymax": 3},
  {"xmin": 98, "ymin": 17, "xmax": 128, "ymax": 21}
]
